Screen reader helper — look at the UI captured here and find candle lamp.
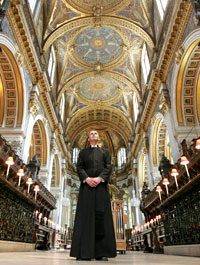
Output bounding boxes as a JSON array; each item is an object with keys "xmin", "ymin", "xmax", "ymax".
[
  {"xmin": 5, "ymin": 156, "xmax": 14, "ymax": 176},
  {"xmin": 195, "ymin": 138, "xmax": 200, "ymax": 149},
  {"xmin": 17, "ymin": 168, "xmax": 24, "ymax": 186},
  {"xmin": 162, "ymin": 178, "xmax": 169, "ymax": 196},
  {"xmin": 33, "ymin": 184, "xmax": 40, "ymax": 200},
  {"xmin": 26, "ymin": 177, "xmax": 33, "ymax": 193},
  {"xmin": 171, "ymin": 168, "xmax": 179, "ymax": 189},
  {"xmin": 38, "ymin": 213, "xmax": 42, "ymax": 223},
  {"xmin": 156, "ymin": 185, "xmax": 162, "ymax": 201},
  {"xmin": 180, "ymin": 155, "xmax": 190, "ymax": 178},
  {"xmin": 44, "ymin": 217, "xmax": 47, "ymax": 225},
  {"xmin": 35, "ymin": 210, "xmax": 38, "ymax": 218}
]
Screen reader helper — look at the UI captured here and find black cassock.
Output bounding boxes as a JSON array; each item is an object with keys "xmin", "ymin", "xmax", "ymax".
[{"xmin": 70, "ymin": 146, "xmax": 116, "ymax": 259}]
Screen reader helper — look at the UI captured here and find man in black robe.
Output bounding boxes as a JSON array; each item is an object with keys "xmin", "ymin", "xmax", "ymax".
[{"xmin": 70, "ymin": 130, "xmax": 116, "ymax": 261}]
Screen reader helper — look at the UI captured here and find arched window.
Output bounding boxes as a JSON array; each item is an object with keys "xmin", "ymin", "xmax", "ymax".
[
  {"xmin": 117, "ymin": 147, "xmax": 126, "ymax": 169},
  {"xmin": 156, "ymin": 0, "xmax": 169, "ymax": 20},
  {"xmin": 141, "ymin": 43, "xmax": 150, "ymax": 84},
  {"xmin": 48, "ymin": 46, "xmax": 56, "ymax": 85},
  {"xmin": 133, "ymin": 92, "xmax": 139, "ymax": 122},
  {"xmin": 60, "ymin": 94, "xmax": 65, "ymax": 122},
  {"xmin": 73, "ymin": 148, "xmax": 80, "ymax": 164},
  {"xmin": 28, "ymin": 0, "xmax": 41, "ymax": 20}
]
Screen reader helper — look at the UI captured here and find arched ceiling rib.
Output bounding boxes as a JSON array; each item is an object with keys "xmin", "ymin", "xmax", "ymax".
[
  {"xmin": 57, "ymin": 71, "xmax": 141, "ymax": 103},
  {"xmin": 43, "ymin": 16, "xmax": 154, "ymax": 52},
  {"xmin": 66, "ymin": 106, "xmax": 132, "ymax": 146}
]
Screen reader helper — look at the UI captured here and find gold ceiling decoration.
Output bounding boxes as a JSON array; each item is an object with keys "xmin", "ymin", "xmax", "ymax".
[
  {"xmin": 64, "ymin": 0, "xmax": 130, "ymax": 15},
  {"xmin": 57, "ymin": 71, "xmax": 140, "ymax": 103},
  {"xmin": 43, "ymin": 16, "xmax": 154, "ymax": 52},
  {"xmin": 66, "ymin": 105, "xmax": 132, "ymax": 145}
]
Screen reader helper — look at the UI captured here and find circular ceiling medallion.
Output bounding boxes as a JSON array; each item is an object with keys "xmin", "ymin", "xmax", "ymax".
[
  {"xmin": 79, "ymin": 76, "xmax": 119, "ymax": 101},
  {"xmin": 74, "ymin": 26, "xmax": 123, "ymax": 65}
]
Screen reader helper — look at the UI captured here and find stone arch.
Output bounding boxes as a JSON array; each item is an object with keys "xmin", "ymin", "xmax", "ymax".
[
  {"xmin": 172, "ymin": 29, "xmax": 200, "ymax": 127},
  {"xmin": 0, "ymin": 39, "xmax": 24, "ymax": 129},
  {"xmin": 152, "ymin": 116, "xmax": 171, "ymax": 167},
  {"xmin": 28, "ymin": 119, "xmax": 47, "ymax": 166}
]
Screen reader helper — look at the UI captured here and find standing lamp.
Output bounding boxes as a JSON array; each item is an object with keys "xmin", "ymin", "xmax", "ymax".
[
  {"xmin": 156, "ymin": 185, "xmax": 162, "ymax": 201},
  {"xmin": 195, "ymin": 138, "xmax": 200, "ymax": 149},
  {"xmin": 171, "ymin": 168, "xmax": 179, "ymax": 190},
  {"xmin": 17, "ymin": 168, "xmax": 24, "ymax": 186},
  {"xmin": 34, "ymin": 184, "xmax": 40, "ymax": 200},
  {"xmin": 26, "ymin": 177, "xmax": 33, "ymax": 193},
  {"xmin": 162, "ymin": 178, "xmax": 169, "ymax": 196},
  {"xmin": 5, "ymin": 156, "xmax": 14, "ymax": 176},
  {"xmin": 180, "ymin": 156, "xmax": 190, "ymax": 178}
]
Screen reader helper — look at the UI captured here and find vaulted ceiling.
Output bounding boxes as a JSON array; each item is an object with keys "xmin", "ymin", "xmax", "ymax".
[{"xmin": 42, "ymin": 0, "xmax": 155, "ymax": 154}]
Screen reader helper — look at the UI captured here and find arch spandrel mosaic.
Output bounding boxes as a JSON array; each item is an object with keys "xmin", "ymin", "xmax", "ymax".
[{"xmin": 73, "ymin": 26, "xmax": 124, "ymax": 65}]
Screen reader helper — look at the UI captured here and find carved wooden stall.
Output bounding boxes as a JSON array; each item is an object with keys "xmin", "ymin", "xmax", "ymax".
[
  {"xmin": 137, "ymin": 139, "xmax": 200, "ymax": 256},
  {"xmin": 112, "ymin": 200, "xmax": 128, "ymax": 254},
  {"xmin": 0, "ymin": 134, "xmax": 56, "ymax": 251}
]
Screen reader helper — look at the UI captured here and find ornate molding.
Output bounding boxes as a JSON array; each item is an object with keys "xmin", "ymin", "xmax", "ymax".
[
  {"xmin": 64, "ymin": 0, "xmax": 130, "ymax": 15},
  {"xmin": 130, "ymin": 0, "xmax": 192, "ymax": 159},
  {"xmin": 159, "ymin": 88, "xmax": 171, "ymax": 116},
  {"xmin": 57, "ymin": 70, "xmax": 139, "ymax": 103},
  {"xmin": 7, "ymin": 1, "xmax": 68, "ymax": 158},
  {"xmin": 43, "ymin": 16, "xmax": 154, "ymax": 52}
]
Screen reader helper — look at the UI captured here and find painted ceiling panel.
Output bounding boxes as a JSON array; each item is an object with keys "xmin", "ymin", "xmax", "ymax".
[
  {"xmin": 117, "ymin": 0, "xmax": 154, "ymax": 37},
  {"xmin": 42, "ymin": 0, "xmax": 155, "ymax": 153}
]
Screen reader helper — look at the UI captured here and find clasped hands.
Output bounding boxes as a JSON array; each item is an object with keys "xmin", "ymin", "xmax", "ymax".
[{"xmin": 85, "ymin": 177, "xmax": 102, "ymax": 187}]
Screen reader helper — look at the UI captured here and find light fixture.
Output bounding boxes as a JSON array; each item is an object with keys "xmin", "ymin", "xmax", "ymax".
[
  {"xmin": 180, "ymin": 155, "xmax": 190, "ymax": 178},
  {"xmin": 33, "ymin": 184, "xmax": 40, "ymax": 200},
  {"xmin": 17, "ymin": 168, "xmax": 24, "ymax": 186},
  {"xmin": 38, "ymin": 213, "xmax": 42, "ymax": 223},
  {"xmin": 5, "ymin": 156, "xmax": 14, "ymax": 176},
  {"xmin": 156, "ymin": 185, "xmax": 162, "ymax": 201},
  {"xmin": 162, "ymin": 178, "xmax": 169, "ymax": 196},
  {"xmin": 44, "ymin": 217, "xmax": 47, "ymax": 225},
  {"xmin": 26, "ymin": 177, "xmax": 33, "ymax": 193},
  {"xmin": 195, "ymin": 138, "xmax": 200, "ymax": 149},
  {"xmin": 171, "ymin": 168, "xmax": 179, "ymax": 189}
]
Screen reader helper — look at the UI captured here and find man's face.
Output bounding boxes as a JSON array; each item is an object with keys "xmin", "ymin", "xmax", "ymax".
[{"xmin": 88, "ymin": 130, "xmax": 100, "ymax": 143}]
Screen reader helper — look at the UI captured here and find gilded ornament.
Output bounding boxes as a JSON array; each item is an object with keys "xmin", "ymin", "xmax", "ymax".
[{"xmin": 28, "ymin": 98, "xmax": 39, "ymax": 117}]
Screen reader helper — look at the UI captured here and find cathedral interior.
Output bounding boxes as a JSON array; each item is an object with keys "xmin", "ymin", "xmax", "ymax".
[{"xmin": 0, "ymin": 0, "xmax": 200, "ymax": 261}]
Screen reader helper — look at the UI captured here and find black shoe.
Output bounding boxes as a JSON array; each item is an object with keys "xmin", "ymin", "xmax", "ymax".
[
  {"xmin": 76, "ymin": 258, "xmax": 91, "ymax": 261},
  {"xmin": 96, "ymin": 257, "xmax": 108, "ymax": 261}
]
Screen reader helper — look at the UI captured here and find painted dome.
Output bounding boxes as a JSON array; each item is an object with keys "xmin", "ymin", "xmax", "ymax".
[
  {"xmin": 79, "ymin": 76, "xmax": 119, "ymax": 101},
  {"xmin": 74, "ymin": 26, "xmax": 123, "ymax": 65}
]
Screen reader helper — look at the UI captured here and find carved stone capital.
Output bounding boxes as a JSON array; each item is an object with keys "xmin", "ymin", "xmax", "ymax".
[
  {"xmin": 175, "ymin": 46, "xmax": 184, "ymax": 64},
  {"xmin": 50, "ymin": 141, "xmax": 57, "ymax": 155},
  {"xmin": 28, "ymin": 97, "xmax": 39, "ymax": 117},
  {"xmin": 15, "ymin": 51, "xmax": 24, "ymax": 67},
  {"xmin": 143, "ymin": 136, "xmax": 149, "ymax": 154},
  {"xmin": 159, "ymin": 88, "xmax": 171, "ymax": 116}
]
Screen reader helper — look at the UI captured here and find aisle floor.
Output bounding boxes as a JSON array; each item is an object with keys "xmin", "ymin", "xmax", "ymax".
[{"xmin": 0, "ymin": 250, "xmax": 200, "ymax": 265}]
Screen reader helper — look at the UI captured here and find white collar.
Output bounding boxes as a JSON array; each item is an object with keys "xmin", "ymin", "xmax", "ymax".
[{"xmin": 91, "ymin": 145, "xmax": 98, "ymax": 148}]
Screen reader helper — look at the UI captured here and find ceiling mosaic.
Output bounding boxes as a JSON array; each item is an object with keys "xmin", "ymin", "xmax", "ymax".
[
  {"xmin": 42, "ymin": 0, "xmax": 155, "ymax": 154},
  {"xmin": 73, "ymin": 26, "xmax": 124, "ymax": 65},
  {"xmin": 78, "ymin": 76, "xmax": 119, "ymax": 102}
]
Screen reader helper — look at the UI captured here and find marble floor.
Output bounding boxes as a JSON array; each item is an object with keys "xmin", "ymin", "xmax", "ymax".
[{"xmin": 0, "ymin": 250, "xmax": 200, "ymax": 265}]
